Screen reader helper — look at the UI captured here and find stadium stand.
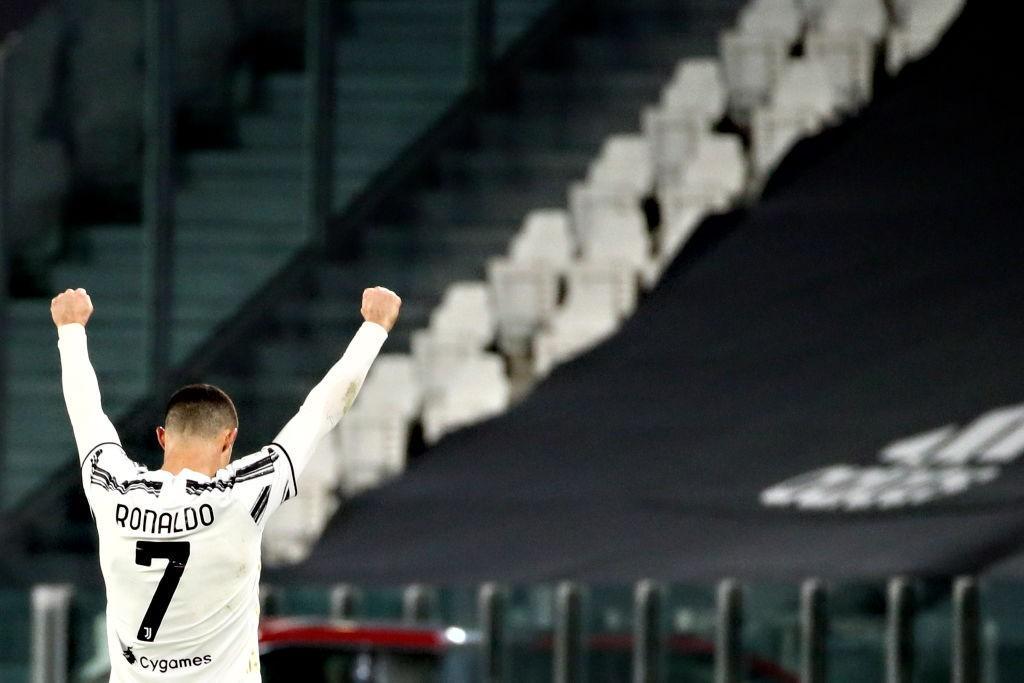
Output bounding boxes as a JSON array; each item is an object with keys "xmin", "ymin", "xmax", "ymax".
[
  {"xmin": 0, "ymin": 0, "xmax": 748, "ymax": 575},
  {"xmin": 1, "ymin": 0, "xmax": 978, "ymax": 574},
  {"xmin": 0, "ymin": 0, "xmax": 551, "ymax": 508},
  {"xmin": 258, "ymin": 0, "xmax": 1024, "ymax": 586},
  {"xmin": 10, "ymin": 0, "xmax": 1023, "ymax": 678}
]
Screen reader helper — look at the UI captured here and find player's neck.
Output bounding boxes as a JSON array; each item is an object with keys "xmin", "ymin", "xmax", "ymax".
[{"xmin": 161, "ymin": 445, "xmax": 224, "ymax": 478}]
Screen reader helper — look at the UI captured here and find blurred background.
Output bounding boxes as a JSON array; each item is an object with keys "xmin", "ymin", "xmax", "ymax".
[{"xmin": 2, "ymin": 0, "xmax": 1023, "ymax": 680}]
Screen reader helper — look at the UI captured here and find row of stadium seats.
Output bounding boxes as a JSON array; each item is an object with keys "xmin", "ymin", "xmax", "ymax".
[
  {"xmin": 262, "ymin": 0, "xmax": 966, "ymax": 564},
  {"xmin": 0, "ymin": 0, "xmax": 553, "ymax": 508},
  {"xmin": 723, "ymin": 0, "xmax": 963, "ymax": 177}
]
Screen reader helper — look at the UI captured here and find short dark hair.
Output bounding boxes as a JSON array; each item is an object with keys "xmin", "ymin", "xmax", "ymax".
[{"xmin": 164, "ymin": 384, "xmax": 238, "ymax": 438}]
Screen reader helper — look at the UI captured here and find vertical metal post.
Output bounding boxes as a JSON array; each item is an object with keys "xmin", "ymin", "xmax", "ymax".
[
  {"xmin": 142, "ymin": 0, "xmax": 175, "ymax": 396},
  {"xmin": 479, "ymin": 582, "xmax": 507, "ymax": 683},
  {"xmin": 886, "ymin": 577, "xmax": 914, "ymax": 683},
  {"xmin": 715, "ymin": 579, "xmax": 742, "ymax": 683},
  {"xmin": 982, "ymin": 621, "xmax": 998, "ymax": 683},
  {"xmin": 259, "ymin": 583, "xmax": 279, "ymax": 617},
  {"xmin": 0, "ymin": 37, "xmax": 15, "ymax": 506},
  {"xmin": 799, "ymin": 580, "xmax": 827, "ymax": 683},
  {"xmin": 465, "ymin": 0, "xmax": 495, "ymax": 92},
  {"xmin": 305, "ymin": 0, "xmax": 335, "ymax": 248},
  {"xmin": 953, "ymin": 576, "xmax": 981, "ymax": 683},
  {"xmin": 31, "ymin": 584, "xmax": 74, "ymax": 683},
  {"xmin": 633, "ymin": 580, "xmax": 664, "ymax": 683},
  {"xmin": 402, "ymin": 584, "xmax": 436, "ymax": 623},
  {"xmin": 329, "ymin": 584, "xmax": 361, "ymax": 620},
  {"xmin": 554, "ymin": 581, "xmax": 584, "ymax": 683}
]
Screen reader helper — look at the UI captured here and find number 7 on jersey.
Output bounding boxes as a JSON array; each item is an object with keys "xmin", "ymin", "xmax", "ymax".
[{"xmin": 135, "ymin": 541, "xmax": 191, "ymax": 642}]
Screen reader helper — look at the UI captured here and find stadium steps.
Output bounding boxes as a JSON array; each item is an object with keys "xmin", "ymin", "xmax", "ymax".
[
  {"xmin": 206, "ymin": 0, "xmax": 746, "ymax": 463},
  {"xmin": 0, "ymin": 0, "xmax": 554, "ymax": 508}
]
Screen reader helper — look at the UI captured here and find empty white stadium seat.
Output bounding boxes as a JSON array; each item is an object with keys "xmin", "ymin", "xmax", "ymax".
[
  {"xmin": 666, "ymin": 133, "xmax": 748, "ymax": 211},
  {"xmin": 412, "ymin": 329, "xmax": 484, "ymax": 395},
  {"xmin": 751, "ymin": 106, "xmax": 822, "ymax": 175},
  {"xmin": 642, "ymin": 108, "xmax": 706, "ymax": 191},
  {"xmin": 805, "ymin": 30, "xmax": 875, "ymax": 109},
  {"xmin": 569, "ymin": 182, "xmax": 649, "ymax": 255},
  {"xmin": 719, "ymin": 30, "xmax": 790, "ymax": 115},
  {"xmin": 337, "ymin": 409, "xmax": 411, "ymax": 492},
  {"xmin": 819, "ymin": 0, "xmax": 889, "ymax": 42},
  {"xmin": 661, "ymin": 58, "xmax": 728, "ymax": 123},
  {"xmin": 569, "ymin": 185, "xmax": 652, "ymax": 273},
  {"xmin": 487, "ymin": 258, "xmax": 562, "ymax": 352},
  {"xmin": 751, "ymin": 58, "xmax": 840, "ymax": 175},
  {"xmin": 772, "ymin": 57, "xmax": 841, "ymax": 119},
  {"xmin": 797, "ymin": 0, "xmax": 833, "ymax": 25},
  {"xmin": 357, "ymin": 353, "xmax": 423, "ymax": 420},
  {"xmin": 887, "ymin": 0, "xmax": 964, "ymax": 74},
  {"xmin": 430, "ymin": 281, "xmax": 496, "ymax": 349},
  {"xmin": 509, "ymin": 209, "xmax": 576, "ymax": 269},
  {"xmin": 566, "ymin": 260, "xmax": 639, "ymax": 319},
  {"xmin": 583, "ymin": 225, "xmax": 654, "ymax": 284},
  {"xmin": 739, "ymin": 0, "xmax": 805, "ymax": 42},
  {"xmin": 587, "ymin": 134, "xmax": 655, "ymax": 199},
  {"xmin": 422, "ymin": 354, "xmax": 511, "ymax": 443},
  {"xmin": 533, "ymin": 305, "xmax": 621, "ymax": 377}
]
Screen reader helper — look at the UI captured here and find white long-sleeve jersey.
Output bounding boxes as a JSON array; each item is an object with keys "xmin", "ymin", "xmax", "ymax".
[{"xmin": 58, "ymin": 321, "xmax": 387, "ymax": 682}]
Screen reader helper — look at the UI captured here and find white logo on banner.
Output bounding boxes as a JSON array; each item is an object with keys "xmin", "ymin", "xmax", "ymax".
[{"xmin": 760, "ymin": 404, "xmax": 1024, "ymax": 511}]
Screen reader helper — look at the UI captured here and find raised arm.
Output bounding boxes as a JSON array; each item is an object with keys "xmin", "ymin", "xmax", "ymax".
[
  {"xmin": 52, "ymin": 288, "xmax": 121, "ymax": 463},
  {"xmin": 271, "ymin": 287, "xmax": 401, "ymax": 481}
]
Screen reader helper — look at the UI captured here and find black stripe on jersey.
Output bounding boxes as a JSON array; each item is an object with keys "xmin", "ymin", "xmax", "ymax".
[
  {"xmin": 90, "ymin": 463, "xmax": 163, "ymax": 496},
  {"xmin": 250, "ymin": 485, "xmax": 271, "ymax": 524},
  {"xmin": 81, "ymin": 442, "xmax": 126, "ymax": 469},
  {"xmin": 270, "ymin": 442, "xmax": 297, "ymax": 501},
  {"xmin": 184, "ymin": 453, "xmax": 278, "ymax": 495},
  {"xmin": 235, "ymin": 454, "xmax": 278, "ymax": 478}
]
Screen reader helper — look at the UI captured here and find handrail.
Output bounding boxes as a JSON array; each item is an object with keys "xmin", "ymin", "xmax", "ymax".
[
  {"xmin": 142, "ymin": 0, "xmax": 175, "ymax": 398},
  {"xmin": 305, "ymin": 0, "xmax": 336, "ymax": 249},
  {"xmin": 0, "ymin": 0, "xmax": 588, "ymax": 553},
  {"xmin": 0, "ymin": 35, "xmax": 16, "ymax": 507},
  {"xmin": 466, "ymin": 0, "xmax": 496, "ymax": 93}
]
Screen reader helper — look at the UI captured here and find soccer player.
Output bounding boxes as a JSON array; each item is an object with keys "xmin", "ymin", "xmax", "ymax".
[{"xmin": 52, "ymin": 285, "xmax": 401, "ymax": 681}]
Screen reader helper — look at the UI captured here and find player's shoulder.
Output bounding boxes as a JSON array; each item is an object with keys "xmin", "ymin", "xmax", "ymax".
[
  {"xmin": 190, "ymin": 444, "xmax": 291, "ymax": 495},
  {"xmin": 83, "ymin": 443, "xmax": 156, "ymax": 494}
]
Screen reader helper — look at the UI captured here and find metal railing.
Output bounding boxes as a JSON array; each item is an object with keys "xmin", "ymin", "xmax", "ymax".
[
  {"xmin": 29, "ymin": 576, "xmax": 996, "ymax": 682},
  {"xmin": 142, "ymin": 0, "xmax": 176, "ymax": 399},
  {"xmin": 305, "ymin": 0, "xmax": 335, "ymax": 250},
  {"xmin": 0, "ymin": 35, "xmax": 14, "ymax": 501}
]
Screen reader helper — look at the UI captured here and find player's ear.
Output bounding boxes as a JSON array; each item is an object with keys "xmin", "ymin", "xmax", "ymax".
[
  {"xmin": 155, "ymin": 426, "xmax": 167, "ymax": 451},
  {"xmin": 223, "ymin": 427, "xmax": 238, "ymax": 452}
]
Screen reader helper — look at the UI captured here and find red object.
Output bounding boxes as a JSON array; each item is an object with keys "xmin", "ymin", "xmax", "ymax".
[
  {"xmin": 259, "ymin": 618, "xmax": 797, "ymax": 683},
  {"xmin": 259, "ymin": 618, "xmax": 451, "ymax": 654}
]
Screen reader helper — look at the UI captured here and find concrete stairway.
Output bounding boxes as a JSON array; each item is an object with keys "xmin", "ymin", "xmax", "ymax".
[
  {"xmin": 1, "ymin": 0, "xmax": 551, "ymax": 507},
  {"xmin": 207, "ymin": 0, "xmax": 746, "ymax": 460}
]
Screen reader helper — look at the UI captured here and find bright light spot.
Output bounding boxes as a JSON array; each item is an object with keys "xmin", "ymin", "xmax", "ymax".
[{"xmin": 445, "ymin": 627, "xmax": 467, "ymax": 645}]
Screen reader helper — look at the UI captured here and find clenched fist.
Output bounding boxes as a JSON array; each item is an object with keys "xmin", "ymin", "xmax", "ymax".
[
  {"xmin": 51, "ymin": 288, "xmax": 95, "ymax": 328},
  {"xmin": 361, "ymin": 286, "xmax": 401, "ymax": 332}
]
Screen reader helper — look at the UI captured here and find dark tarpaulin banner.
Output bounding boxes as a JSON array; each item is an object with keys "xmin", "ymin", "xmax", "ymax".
[{"xmin": 274, "ymin": 1, "xmax": 1024, "ymax": 585}]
